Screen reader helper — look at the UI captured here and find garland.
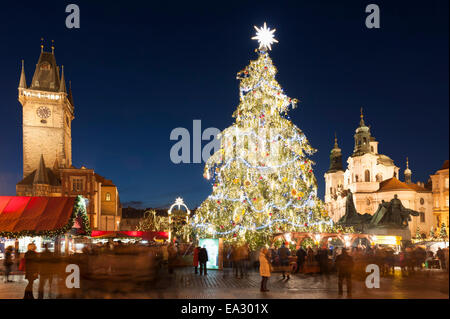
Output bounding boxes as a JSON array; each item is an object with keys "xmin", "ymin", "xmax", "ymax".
[{"xmin": 0, "ymin": 195, "xmax": 91, "ymax": 238}]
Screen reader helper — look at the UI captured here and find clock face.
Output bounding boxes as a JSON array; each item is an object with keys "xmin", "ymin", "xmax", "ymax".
[{"xmin": 36, "ymin": 106, "xmax": 51, "ymax": 119}]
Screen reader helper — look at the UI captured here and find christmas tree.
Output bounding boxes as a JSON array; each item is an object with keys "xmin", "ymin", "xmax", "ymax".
[{"xmin": 192, "ymin": 23, "xmax": 335, "ymax": 248}]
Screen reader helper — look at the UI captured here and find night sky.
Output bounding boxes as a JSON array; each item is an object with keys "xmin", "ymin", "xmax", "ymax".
[{"xmin": 0, "ymin": 0, "xmax": 448, "ymax": 209}]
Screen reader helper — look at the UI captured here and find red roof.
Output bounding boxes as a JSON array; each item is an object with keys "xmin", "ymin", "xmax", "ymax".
[{"xmin": 0, "ymin": 196, "xmax": 76, "ymax": 235}]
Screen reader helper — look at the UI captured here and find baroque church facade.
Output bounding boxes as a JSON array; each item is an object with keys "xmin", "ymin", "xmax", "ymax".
[
  {"xmin": 324, "ymin": 110, "xmax": 433, "ymax": 238},
  {"xmin": 16, "ymin": 43, "xmax": 122, "ymax": 231}
]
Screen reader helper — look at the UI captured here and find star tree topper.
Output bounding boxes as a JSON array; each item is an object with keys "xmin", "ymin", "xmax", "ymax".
[{"xmin": 251, "ymin": 22, "xmax": 278, "ymax": 50}]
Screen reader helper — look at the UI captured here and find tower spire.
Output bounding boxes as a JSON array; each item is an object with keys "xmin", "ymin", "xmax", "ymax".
[
  {"xmin": 59, "ymin": 65, "xmax": 67, "ymax": 93},
  {"xmin": 334, "ymin": 132, "xmax": 338, "ymax": 149},
  {"xmin": 41, "ymin": 37, "xmax": 44, "ymax": 53},
  {"xmin": 51, "ymin": 40, "xmax": 55, "ymax": 54},
  {"xmin": 404, "ymin": 156, "xmax": 412, "ymax": 184},
  {"xmin": 359, "ymin": 107, "xmax": 365, "ymax": 127},
  {"xmin": 19, "ymin": 59, "xmax": 27, "ymax": 89}
]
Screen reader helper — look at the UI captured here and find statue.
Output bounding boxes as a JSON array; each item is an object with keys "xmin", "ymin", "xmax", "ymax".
[
  {"xmin": 370, "ymin": 194, "xmax": 419, "ymax": 228},
  {"xmin": 338, "ymin": 189, "xmax": 372, "ymax": 226}
]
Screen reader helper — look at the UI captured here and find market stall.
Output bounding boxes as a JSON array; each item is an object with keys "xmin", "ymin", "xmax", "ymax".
[{"xmin": 0, "ymin": 195, "xmax": 90, "ymax": 254}]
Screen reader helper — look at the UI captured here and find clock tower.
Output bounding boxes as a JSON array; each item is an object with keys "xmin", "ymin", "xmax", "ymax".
[{"xmin": 18, "ymin": 43, "xmax": 74, "ymax": 178}]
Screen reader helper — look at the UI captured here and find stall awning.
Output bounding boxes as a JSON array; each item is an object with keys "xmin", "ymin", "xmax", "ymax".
[{"xmin": 0, "ymin": 196, "xmax": 89, "ymax": 238}]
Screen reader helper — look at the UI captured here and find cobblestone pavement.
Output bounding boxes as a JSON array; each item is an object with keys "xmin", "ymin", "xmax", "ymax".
[{"xmin": 1, "ymin": 268, "xmax": 448, "ymax": 299}]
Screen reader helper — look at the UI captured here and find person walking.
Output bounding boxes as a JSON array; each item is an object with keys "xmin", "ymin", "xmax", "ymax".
[
  {"xmin": 23, "ymin": 243, "xmax": 39, "ymax": 299},
  {"xmin": 437, "ymin": 247, "xmax": 446, "ymax": 270},
  {"xmin": 259, "ymin": 247, "xmax": 271, "ymax": 292},
  {"xmin": 38, "ymin": 243, "xmax": 54, "ymax": 299},
  {"xmin": 278, "ymin": 242, "xmax": 291, "ymax": 279},
  {"xmin": 3, "ymin": 246, "xmax": 14, "ymax": 282},
  {"xmin": 335, "ymin": 248, "xmax": 354, "ymax": 297},
  {"xmin": 198, "ymin": 246, "xmax": 208, "ymax": 275},
  {"xmin": 295, "ymin": 246, "xmax": 306, "ymax": 274},
  {"xmin": 193, "ymin": 246, "xmax": 200, "ymax": 274}
]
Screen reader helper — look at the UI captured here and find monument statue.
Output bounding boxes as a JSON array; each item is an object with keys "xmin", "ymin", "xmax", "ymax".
[
  {"xmin": 338, "ymin": 189, "xmax": 372, "ymax": 225},
  {"xmin": 370, "ymin": 194, "xmax": 420, "ymax": 228}
]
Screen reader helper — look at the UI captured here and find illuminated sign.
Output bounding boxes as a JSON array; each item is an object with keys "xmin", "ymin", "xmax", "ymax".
[
  {"xmin": 199, "ymin": 238, "xmax": 220, "ymax": 269},
  {"xmin": 372, "ymin": 235, "xmax": 402, "ymax": 245}
]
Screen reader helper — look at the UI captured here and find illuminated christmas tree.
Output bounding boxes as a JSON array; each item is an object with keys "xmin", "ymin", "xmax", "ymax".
[{"xmin": 192, "ymin": 23, "xmax": 335, "ymax": 248}]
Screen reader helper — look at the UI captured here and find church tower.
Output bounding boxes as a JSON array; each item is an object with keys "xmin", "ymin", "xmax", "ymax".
[
  {"xmin": 17, "ymin": 41, "xmax": 74, "ymax": 179},
  {"xmin": 324, "ymin": 134, "xmax": 345, "ymax": 219},
  {"xmin": 352, "ymin": 108, "xmax": 372, "ymax": 157}
]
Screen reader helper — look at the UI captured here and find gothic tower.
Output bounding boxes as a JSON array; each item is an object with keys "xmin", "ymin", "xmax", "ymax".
[{"xmin": 17, "ymin": 42, "xmax": 74, "ymax": 178}]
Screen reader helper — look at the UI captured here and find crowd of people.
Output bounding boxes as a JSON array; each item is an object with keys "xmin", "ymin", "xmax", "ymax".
[{"xmin": 1, "ymin": 238, "xmax": 449, "ymax": 298}]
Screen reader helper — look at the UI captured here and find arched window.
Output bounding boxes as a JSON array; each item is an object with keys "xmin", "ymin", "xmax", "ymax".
[
  {"xmin": 330, "ymin": 187, "xmax": 333, "ymax": 195},
  {"xmin": 106, "ymin": 192, "xmax": 111, "ymax": 201},
  {"xmin": 365, "ymin": 170, "xmax": 370, "ymax": 182},
  {"xmin": 363, "ymin": 137, "xmax": 367, "ymax": 145},
  {"xmin": 371, "ymin": 146, "xmax": 374, "ymax": 152},
  {"xmin": 376, "ymin": 174, "xmax": 383, "ymax": 182},
  {"xmin": 355, "ymin": 175, "xmax": 359, "ymax": 182}
]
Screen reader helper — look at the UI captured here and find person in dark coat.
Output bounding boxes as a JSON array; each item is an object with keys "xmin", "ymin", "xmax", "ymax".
[
  {"xmin": 437, "ymin": 247, "xmax": 446, "ymax": 270},
  {"xmin": 277, "ymin": 243, "xmax": 291, "ymax": 279},
  {"xmin": 335, "ymin": 248, "xmax": 354, "ymax": 297},
  {"xmin": 318, "ymin": 247, "xmax": 330, "ymax": 280},
  {"xmin": 24, "ymin": 243, "xmax": 39, "ymax": 299},
  {"xmin": 295, "ymin": 247, "xmax": 306, "ymax": 274},
  {"xmin": 3, "ymin": 246, "xmax": 14, "ymax": 282},
  {"xmin": 38, "ymin": 243, "xmax": 55, "ymax": 299},
  {"xmin": 198, "ymin": 246, "xmax": 208, "ymax": 275}
]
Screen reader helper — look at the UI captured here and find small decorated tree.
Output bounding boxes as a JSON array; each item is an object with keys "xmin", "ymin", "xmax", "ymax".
[
  {"xmin": 439, "ymin": 223, "xmax": 447, "ymax": 240},
  {"xmin": 429, "ymin": 226, "xmax": 435, "ymax": 240},
  {"xmin": 415, "ymin": 226, "xmax": 422, "ymax": 240}
]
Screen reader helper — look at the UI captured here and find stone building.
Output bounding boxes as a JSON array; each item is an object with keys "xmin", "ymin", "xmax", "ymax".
[
  {"xmin": 430, "ymin": 160, "xmax": 449, "ymax": 230},
  {"xmin": 324, "ymin": 110, "xmax": 433, "ymax": 238},
  {"xmin": 15, "ymin": 44, "xmax": 121, "ymax": 231}
]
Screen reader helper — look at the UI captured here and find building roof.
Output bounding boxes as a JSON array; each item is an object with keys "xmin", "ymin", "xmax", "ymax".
[
  {"xmin": 0, "ymin": 196, "xmax": 76, "ymax": 235},
  {"xmin": 440, "ymin": 160, "xmax": 449, "ymax": 170},
  {"xmin": 94, "ymin": 173, "xmax": 116, "ymax": 187},
  {"xmin": 377, "ymin": 177, "xmax": 430, "ymax": 193},
  {"xmin": 17, "ymin": 168, "xmax": 61, "ymax": 187},
  {"xmin": 30, "ymin": 51, "xmax": 60, "ymax": 92},
  {"xmin": 377, "ymin": 154, "xmax": 395, "ymax": 166}
]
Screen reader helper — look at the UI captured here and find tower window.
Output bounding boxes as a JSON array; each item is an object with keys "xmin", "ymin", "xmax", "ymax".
[
  {"xmin": 376, "ymin": 174, "xmax": 383, "ymax": 182},
  {"xmin": 106, "ymin": 192, "xmax": 111, "ymax": 201},
  {"xmin": 371, "ymin": 146, "xmax": 374, "ymax": 152},
  {"xmin": 355, "ymin": 175, "xmax": 359, "ymax": 182},
  {"xmin": 365, "ymin": 170, "xmax": 370, "ymax": 182},
  {"xmin": 394, "ymin": 172, "xmax": 397, "ymax": 178},
  {"xmin": 363, "ymin": 137, "xmax": 367, "ymax": 145},
  {"xmin": 420, "ymin": 198, "xmax": 424, "ymax": 205}
]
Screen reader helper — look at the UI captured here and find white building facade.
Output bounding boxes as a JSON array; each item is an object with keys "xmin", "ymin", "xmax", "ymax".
[{"xmin": 324, "ymin": 111, "xmax": 433, "ymax": 238}]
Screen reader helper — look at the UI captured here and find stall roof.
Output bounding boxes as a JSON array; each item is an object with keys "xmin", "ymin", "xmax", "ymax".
[{"xmin": 0, "ymin": 196, "xmax": 79, "ymax": 237}]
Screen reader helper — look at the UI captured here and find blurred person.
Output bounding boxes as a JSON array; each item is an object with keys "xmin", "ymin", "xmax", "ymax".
[
  {"xmin": 3, "ymin": 246, "xmax": 14, "ymax": 282},
  {"xmin": 231, "ymin": 244, "xmax": 241, "ymax": 278},
  {"xmin": 318, "ymin": 246, "xmax": 330, "ymax": 280},
  {"xmin": 259, "ymin": 247, "xmax": 271, "ymax": 292},
  {"xmin": 38, "ymin": 243, "xmax": 55, "ymax": 299},
  {"xmin": 241, "ymin": 243, "xmax": 250, "ymax": 277},
  {"xmin": 437, "ymin": 247, "xmax": 446, "ymax": 270},
  {"xmin": 193, "ymin": 246, "xmax": 200, "ymax": 274},
  {"xmin": 198, "ymin": 246, "xmax": 208, "ymax": 276},
  {"xmin": 277, "ymin": 242, "xmax": 291, "ymax": 279},
  {"xmin": 23, "ymin": 243, "xmax": 39, "ymax": 299},
  {"xmin": 167, "ymin": 243, "xmax": 177, "ymax": 274},
  {"xmin": 335, "ymin": 247, "xmax": 354, "ymax": 297},
  {"xmin": 295, "ymin": 246, "xmax": 306, "ymax": 274}
]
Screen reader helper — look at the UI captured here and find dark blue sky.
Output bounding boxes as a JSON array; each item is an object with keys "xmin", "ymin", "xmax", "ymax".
[{"xmin": 0, "ymin": 0, "xmax": 448, "ymax": 209}]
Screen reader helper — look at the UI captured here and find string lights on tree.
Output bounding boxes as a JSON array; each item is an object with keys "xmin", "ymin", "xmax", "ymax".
[{"xmin": 191, "ymin": 24, "xmax": 345, "ymax": 248}]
